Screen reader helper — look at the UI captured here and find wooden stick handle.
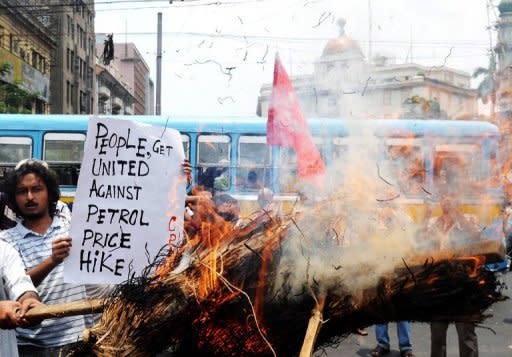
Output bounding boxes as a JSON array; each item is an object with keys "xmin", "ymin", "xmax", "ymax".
[
  {"xmin": 24, "ymin": 299, "xmax": 105, "ymax": 320},
  {"xmin": 299, "ymin": 295, "xmax": 327, "ymax": 357}
]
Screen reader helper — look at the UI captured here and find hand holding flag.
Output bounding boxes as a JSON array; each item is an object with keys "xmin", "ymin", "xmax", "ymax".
[{"xmin": 267, "ymin": 54, "xmax": 326, "ymax": 190}]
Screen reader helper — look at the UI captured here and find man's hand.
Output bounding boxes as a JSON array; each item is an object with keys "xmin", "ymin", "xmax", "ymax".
[
  {"xmin": 17, "ymin": 295, "xmax": 42, "ymax": 327},
  {"xmin": 0, "ymin": 300, "xmax": 22, "ymax": 329},
  {"xmin": 182, "ymin": 159, "xmax": 192, "ymax": 185},
  {"xmin": 51, "ymin": 236, "xmax": 72, "ymax": 264}
]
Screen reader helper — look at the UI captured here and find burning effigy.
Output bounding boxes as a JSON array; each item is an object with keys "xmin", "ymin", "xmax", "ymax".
[{"xmin": 64, "ymin": 174, "xmax": 506, "ymax": 356}]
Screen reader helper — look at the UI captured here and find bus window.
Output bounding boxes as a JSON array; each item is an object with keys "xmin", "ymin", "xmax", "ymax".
[
  {"xmin": 237, "ymin": 135, "xmax": 271, "ymax": 191},
  {"xmin": 181, "ymin": 134, "xmax": 190, "ymax": 160},
  {"xmin": 197, "ymin": 134, "xmax": 231, "ymax": 193},
  {"xmin": 279, "ymin": 147, "xmax": 298, "ymax": 193},
  {"xmin": 44, "ymin": 133, "xmax": 85, "ymax": 162},
  {"xmin": 434, "ymin": 144, "xmax": 482, "ymax": 196},
  {"xmin": 43, "ymin": 133, "xmax": 85, "ymax": 186},
  {"xmin": 385, "ymin": 143, "xmax": 425, "ymax": 196},
  {"xmin": 0, "ymin": 137, "xmax": 32, "ymax": 180}
]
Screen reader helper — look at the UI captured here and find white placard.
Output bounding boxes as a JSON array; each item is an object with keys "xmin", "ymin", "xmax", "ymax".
[{"xmin": 64, "ymin": 117, "xmax": 186, "ymax": 284}]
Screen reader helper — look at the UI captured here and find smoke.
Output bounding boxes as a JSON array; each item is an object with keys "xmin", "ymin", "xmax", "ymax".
[{"xmin": 271, "ymin": 122, "xmax": 504, "ymax": 304}]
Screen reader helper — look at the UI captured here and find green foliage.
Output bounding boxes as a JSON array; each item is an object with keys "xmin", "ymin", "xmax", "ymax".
[
  {"xmin": 403, "ymin": 95, "xmax": 441, "ymax": 118},
  {"xmin": 0, "ymin": 63, "xmax": 36, "ymax": 113}
]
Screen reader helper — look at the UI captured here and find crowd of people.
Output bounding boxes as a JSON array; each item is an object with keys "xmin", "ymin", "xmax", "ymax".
[{"xmin": 0, "ymin": 157, "xmax": 509, "ymax": 356}]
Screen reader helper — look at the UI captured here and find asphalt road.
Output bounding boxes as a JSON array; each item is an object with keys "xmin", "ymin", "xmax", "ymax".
[{"xmin": 320, "ymin": 271, "xmax": 512, "ymax": 357}]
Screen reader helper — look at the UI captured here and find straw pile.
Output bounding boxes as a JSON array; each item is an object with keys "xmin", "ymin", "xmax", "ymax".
[{"xmin": 67, "ymin": 197, "xmax": 506, "ymax": 357}]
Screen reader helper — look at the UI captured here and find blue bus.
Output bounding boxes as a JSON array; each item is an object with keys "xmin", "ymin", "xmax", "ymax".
[{"xmin": 0, "ymin": 114, "xmax": 504, "ymax": 224}]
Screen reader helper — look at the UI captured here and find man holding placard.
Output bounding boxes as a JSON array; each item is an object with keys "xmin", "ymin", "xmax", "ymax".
[{"xmin": 0, "ymin": 159, "xmax": 91, "ymax": 356}]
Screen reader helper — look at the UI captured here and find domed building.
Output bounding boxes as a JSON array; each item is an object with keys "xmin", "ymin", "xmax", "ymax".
[{"xmin": 257, "ymin": 19, "xmax": 477, "ymax": 120}]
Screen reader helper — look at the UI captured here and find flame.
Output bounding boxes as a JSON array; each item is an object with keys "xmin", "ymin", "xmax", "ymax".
[{"xmin": 454, "ymin": 256, "xmax": 486, "ymax": 278}]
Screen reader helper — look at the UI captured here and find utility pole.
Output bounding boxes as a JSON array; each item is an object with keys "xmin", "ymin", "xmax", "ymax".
[
  {"xmin": 368, "ymin": 0, "xmax": 373, "ymax": 64},
  {"xmin": 156, "ymin": 12, "xmax": 162, "ymax": 115},
  {"xmin": 409, "ymin": 25, "xmax": 413, "ymax": 63}
]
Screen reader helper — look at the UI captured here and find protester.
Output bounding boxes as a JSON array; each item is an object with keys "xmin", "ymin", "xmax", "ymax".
[
  {"xmin": 0, "ymin": 190, "xmax": 17, "ymax": 230},
  {"xmin": 0, "ymin": 239, "xmax": 41, "ymax": 357},
  {"xmin": 214, "ymin": 193, "xmax": 243, "ymax": 227},
  {"xmin": 425, "ymin": 194, "xmax": 479, "ymax": 357},
  {"xmin": 370, "ymin": 199, "xmax": 415, "ymax": 357},
  {"xmin": 0, "ymin": 159, "xmax": 92, "ymax": 356},
  {"xmin": 257, "ymin": 188, "xmax": 274, "ymax": 210}
]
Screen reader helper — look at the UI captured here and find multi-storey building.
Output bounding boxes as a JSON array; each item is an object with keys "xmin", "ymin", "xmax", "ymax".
[
  {"xmin": 258, "ymin": 19, "xmax": 477, "ymax": 120},
  {"xmin": 0, "ymin": 1, "xmax": 55, "ymax": 113},
  {"xmin": 48, "ymin": 0, "xmax": 95, "ymax": 114},
  {"xmin": 96, "ymin": 58, "xmax": 135, "ymax": 115},
  {"xmin": 95, "ymin": 40, "xmax": 154, "ymax": 115}
]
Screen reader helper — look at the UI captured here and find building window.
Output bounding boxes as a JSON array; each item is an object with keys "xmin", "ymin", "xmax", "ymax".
[
  {"xmin": 67, "ymin": 15, "xmax": 72, "ymax": 36},
  {"xmin": 66, "ymin": 81, "xmax": 70, "ymax": 104},
  {"xmin": 71, "ymin": 84, "xmax": 75, "ymax": 107}
]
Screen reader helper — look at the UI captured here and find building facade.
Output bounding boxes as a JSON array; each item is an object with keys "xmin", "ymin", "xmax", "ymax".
[
  {"xmin": 0, "ymin": 1, "xmax": 55, "ymax": 113},
  {"xmin": 495, "ymin": 0, "xmax": 512, "ymax": 198},
  {"xmin": 96, "ymin": 59, "xmax": 135, "ymax": 115},
  {"xmin": 258, "ymin": 19, "xmax": 477, "ymax": 120},
  {"xmin": 48, "ymin": 0, "xmax": 95, "ymax": 114}
]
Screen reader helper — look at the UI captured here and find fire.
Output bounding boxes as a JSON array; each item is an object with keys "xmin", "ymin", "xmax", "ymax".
[{"xmin": 454, "ymin": 256, "xmax": 486, "ymax": 278}]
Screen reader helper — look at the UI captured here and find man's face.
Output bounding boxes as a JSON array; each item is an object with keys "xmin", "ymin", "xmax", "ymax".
[{"xmin": 15, "ymin": 173, "xmax": 50, "ymax": 220}]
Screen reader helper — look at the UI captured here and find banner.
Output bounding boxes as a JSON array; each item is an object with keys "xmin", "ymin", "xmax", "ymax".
[{"xmin": 64, "ymin": 117, "xmax": 186, "ymax": 284}]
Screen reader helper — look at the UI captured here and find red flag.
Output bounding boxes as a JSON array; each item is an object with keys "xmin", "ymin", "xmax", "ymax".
[{"xmin": 267, "ymin": 54, "xmax": 326, "ymax": 188}]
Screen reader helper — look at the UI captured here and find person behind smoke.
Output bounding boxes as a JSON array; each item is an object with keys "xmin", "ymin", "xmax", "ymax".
[
  {"xmin": 503, "ymin": 204, "xmax": 512, "ymax": 257},
  {"xmin": 425, "ymin": 194, "xmax": 479, "ymax": 357},
  {"xmin": 214, "ymin": 194, "xmax": 240, "ymax": 222},
  {"xmin": 370, "ymin": 199, "xmax": 415, "ymax": 357},
  {"xmin": 257, "ymin": 188, "xmax": 274, "ymax": 210},
  {"xmin": 246, "ymin": 170, "xmax": 261, "ymax": 190}
]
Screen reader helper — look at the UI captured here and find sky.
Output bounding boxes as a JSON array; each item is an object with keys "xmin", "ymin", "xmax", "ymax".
[{"xmin": 94, "ymin": 0, "xmax": 498, "ymax": 117}]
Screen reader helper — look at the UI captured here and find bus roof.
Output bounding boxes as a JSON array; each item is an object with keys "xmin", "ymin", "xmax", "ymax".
[{"xmin": 0, "ymin": 114, "xmax": 499, "ymax": 138}]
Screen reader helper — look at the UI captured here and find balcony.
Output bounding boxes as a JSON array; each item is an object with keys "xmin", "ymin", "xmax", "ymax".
[
  {"xmin": 98, "ymin": 86, "xmax": 110, "ymax": 101},
  {"xmin": 124, "ymin": 105, "xmax": 133, "ymax": 115},
  {"xmin": 112, "ymin": 97, "xmax": 123, "ymax": 111}
]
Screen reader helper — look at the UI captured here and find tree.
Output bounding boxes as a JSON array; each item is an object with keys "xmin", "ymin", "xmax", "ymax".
[
  {"xmin": 0, "ymin": 63, "xmax": 37, "ymax": 113},
  {"xmin": 472, "ymin": 54, "xmax": 497, "ymax": 118}
]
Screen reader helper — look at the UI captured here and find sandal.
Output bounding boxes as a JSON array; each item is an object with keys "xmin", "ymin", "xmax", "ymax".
[
  {"xmin": 370, "ymin": 345, "xmax": 390, "ymax": 357},
  {"xmin": 356, "ymin": 328, "xmax": 368, "ymax": 336},
  {"xmin": 401, "ymin": 351, "xmax": 415, "ymax": 357}
]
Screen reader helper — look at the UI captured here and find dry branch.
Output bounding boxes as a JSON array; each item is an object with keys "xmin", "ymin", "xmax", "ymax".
[{"xmin": 66, "ymin": 200, "xmax": 506, "ymax": 357}]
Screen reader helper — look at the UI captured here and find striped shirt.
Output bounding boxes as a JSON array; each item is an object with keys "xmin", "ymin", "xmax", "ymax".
[
  {"xmin": 0, "ymin": 239, "xmax": 37, "ymax": 357},
  {"xmin": 0, "ymin": 216, "xmax": 92, "ymax": 348}
]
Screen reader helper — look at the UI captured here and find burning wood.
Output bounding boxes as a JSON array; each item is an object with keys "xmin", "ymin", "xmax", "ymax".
[{"xmin": 67, "ymin": 196, "xmax": 506, "ymax": 357}]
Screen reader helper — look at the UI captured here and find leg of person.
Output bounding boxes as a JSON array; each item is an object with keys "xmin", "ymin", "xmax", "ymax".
[
  {"xmin": 371, "ymin": 324, "xmax": 391, "ymax": 356},
  {"xmin": 430, "ymin": 322, "xmax": 449, "ymax": 357},
  {"xmin": 455, "ymin": 322, "xmax": 478, "ymax": 357},
  {"xmin": 396, "ymin": 321, "xmax": 414, "ymax": 356}
]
